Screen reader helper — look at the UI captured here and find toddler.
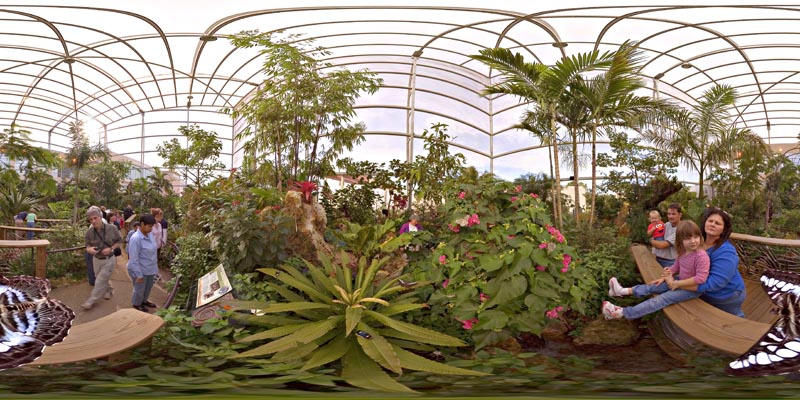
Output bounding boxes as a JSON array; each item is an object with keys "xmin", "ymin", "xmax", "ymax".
[{"xmin": 647, "ymin": 210, "xmax": 665, "ymax": 242}]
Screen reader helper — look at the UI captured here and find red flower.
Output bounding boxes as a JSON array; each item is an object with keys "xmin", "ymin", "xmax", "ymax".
[
  {"xmin": 479, "ymin": 293, "xmax": 489, "ymax": 302},
  {"xmin": 458, "ymin": 191, "xmax": 466, "ymax": 199},
  {"xmin": 292, "ymin": 181, "xmax": 318, "ymax": 203},
  {"xmin": 510, "ymin": 196, "xmax": 518, "ymax": 202},
  {"xmin": 439, "ymin": 255, "xmax": 447, "ymax": 264},
  {"xmin": 442, "ymin": 279, "xmax": 449, "ymax": 289},
  {"xmin": 536, "ymin": 265, "xmax": 546, "ymax": 271},
  {"xmin": 530, "ymin": 193, "xmax": 538, "ymax": 198},
  {"xmin": 457, "ymin": 317, "xmax": 479, "ymax": 330},
  {"xmin": 448, "ymin": 224, "xmax": 460, "ymax": 233},
  {"xmin": 467, "ymin": 213, "xmax": 480, "ymax": 227},
  {"xmin": 515, "ymin": 185, "xmax": 522, "ymax": 192}
]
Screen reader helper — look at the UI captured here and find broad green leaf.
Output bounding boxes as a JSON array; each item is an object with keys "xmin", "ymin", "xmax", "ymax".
[
  {"xmin": 305, "ymin": 262, "xmax": 340, "ymax": 298},
  {"xmin": 238, "ymin": 323, "xmax": 305, "ymax": 343},
  {"xmin": 232, "ymin": 316, "xmax": 343, "ymax": 358},
  {"xmin": 478, "ymin": 254, "xmax": 503, "ymax": 271},
  {"xmin": 271, "ymin": 341, "xmax": 319, "ymax": 362},
  {"xmin": 380, "ymin": 303, "xmax": 426, "ymax": 317},
  {"xmin": 230, "ymin": 313, "xmax": 305, "ymax": 327},
  {"xmin": 345, "ymin": 306, "xmax": 363, "ymax": 336},
  {"xmin": 302, "ymin": 334, "xmax": 351, "ymax": 371},
  {"xmin": 473, "ymin": 310, "xmax": 509, "ymax": 330},
  {"xmin": 341, "ymin": 347, "xmax": 415, "ymax": 393},
  {"xmin": 359, "ymin": 297, "xmax": 390, "ymax": 306},
  {"xmin": 220, "ymin": 300, "xmax": 270, "ymax": 310},
  {"xmin": 359, "ymin": 256, "xmax": 389, "ymax": 294},
  {"xmin": 364, "ymin": 310, "xmax": 465, "ymax": 347},
  {"xmin": 485, "ymin": 275, "xmax": 527, "ymax": 307},
  {"xmin": 378, "ymin": 235, "xmax": 411, "ymax": 253},
  {"xmin": 356, "ymin": 323, "xmax": 401, "ymax": 374},
  {"xmin": 394, "ymin": 347, "xmax": 489, "ymax": 376},
  {"xmin": 259, "ymin": 267, "xmax": 332, "ymax": 304},
  {"xmin": 225, "ymin": 301, "xmax": 333, "ymax": 314}
]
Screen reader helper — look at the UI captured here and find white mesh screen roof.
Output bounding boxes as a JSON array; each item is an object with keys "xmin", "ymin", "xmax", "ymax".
[{"xmin": 1, "ymin": 1, "xmax": 798, "ymax": 180}]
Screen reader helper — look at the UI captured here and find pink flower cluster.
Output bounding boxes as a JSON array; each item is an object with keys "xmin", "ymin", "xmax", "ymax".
[
  {"xmin": 479, "ymin": 293, "xmax": 489, "ymax": 302},
  {"xmin": 530, "ymin": 193, "xmax": 539, "ymax": 199},
  {"xmin": 536, "ymin": 265, "xmax": 546, "ymax": 271},
  {"xmin": 514, "ymin": 185, "xmax": 522, "ymax": 193},
  {"xmin": 448, "ymin": 224, "xmax": 460, "ymax": 233},
  {"xmin": 545, "ymin": 225, "xmax": 565, "ymax": 243},
  {"xmin": 458, "ymin": 317, "xmax": 479, "ymax": 330},
  {"xmin": 442, "ymin": 279, "xmax": 449, "ymax": 288},
  {"xmin": 510, "ymin": 196, "xmax": 518, "ymax": 202},
  {"xmin": 439, "ymin": 255, "xmax": 447, "ymax": 264},
  {"xmin": 458, "ymin": 191, "xmax": 466, "ymax": 199},
  {"xmin": 545, "ymin": 306, "xmax": 565, "ymax": 319},
  {"xmin": 467, "ymin": 214, "xmax": 480, "ymax": 226},
  {"xmin": 561, "ymin": 254, "xmax": 572, "ymax": 273}
]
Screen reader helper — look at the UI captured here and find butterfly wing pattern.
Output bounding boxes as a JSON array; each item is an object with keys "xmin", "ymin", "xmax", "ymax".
[
  {"xmin": 727, "ymin": 269, "xmax": 800, "ymax": 376},
  {"xmin": 0, "ymin": 275, "xmax": 74, "ymax": 370}
]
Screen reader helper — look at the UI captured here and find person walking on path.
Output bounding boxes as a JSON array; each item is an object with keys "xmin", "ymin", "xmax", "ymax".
[
  {"xmin": 126, "ymin": 214, "xmax": 158, "ymax": 312},
  {"xmin": 81, "ymin": 207, "xmax": 122, "ymax": 310},
  {"xmin": 25, "ymin": 210, "xmax": 37, "ymax": 240}
]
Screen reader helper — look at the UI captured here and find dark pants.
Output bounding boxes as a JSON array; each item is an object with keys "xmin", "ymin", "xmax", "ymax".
[{"xmin": 85, "ymin": 252, "xmax": 96, "ymax": 285}]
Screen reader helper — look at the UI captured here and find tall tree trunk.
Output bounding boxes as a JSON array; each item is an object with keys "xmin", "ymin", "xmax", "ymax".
[
  {"xmin": 572, "ymin": 128, "xmax": 580, "ymax": 221},
  {"xmin": 589, "ymin": 124, "xmax": 598, "ymax": 225},
  {"xmin": 72, "ymin": 169, "xmax": 80, "ymax": 223},
  {"xmin": 550, "ymin": 113, "xmax": 563, "ymax": 230}
]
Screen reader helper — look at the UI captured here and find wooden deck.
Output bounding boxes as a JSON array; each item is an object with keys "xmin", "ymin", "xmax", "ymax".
[{"xmin": 631, "ymin": 244, "xmax": 771, "ymax": 355}]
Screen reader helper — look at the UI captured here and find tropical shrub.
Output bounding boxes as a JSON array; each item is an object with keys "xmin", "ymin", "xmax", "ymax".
[
  {"xmin": 171, "ymin": 232, "xmax": 218, "ymax": 282},
  {"xmin": 413, "ymin": 175, "xmax": 593, "ymax": 349},
  {"xmin": 222, "ymin": 250, "xmax": 486, "ymax": 393}
]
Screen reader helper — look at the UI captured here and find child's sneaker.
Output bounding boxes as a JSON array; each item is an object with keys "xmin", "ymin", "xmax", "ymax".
[
  {"xmin": 608, "ymin": 277, "xmax": 627, "ymax": 297},
  {"xmin": 602, "ymin": 301, "xmax": 624, "ymax": 320}
]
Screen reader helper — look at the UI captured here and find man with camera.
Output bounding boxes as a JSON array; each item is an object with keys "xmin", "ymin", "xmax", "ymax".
[{"xmin": 82, "ymin": 206, "xmax": 122, "ymax": 310}]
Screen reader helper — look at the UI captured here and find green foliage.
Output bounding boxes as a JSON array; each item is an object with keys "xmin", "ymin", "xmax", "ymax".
[
  {"xmin": 330, "ymin": 220, "xmax": 410, "ymax": 259},
  {"xmin": 65, "ymin": 120, "xmax": 110, "ymax": 221},
  {"xmin": 171, "ymin": 232, "xmax": 219, "ymax": 282},
  {"xmin": 84, "ymin": 159, "xmax": 131, "ymax": 208},
  {"xmin": 226, "ymin": 30, "xmax": 382, "ymax": 189},
  {"xmin": 157, "ymin": 124, "xmax": 226, "ymax": 189},
  {"xmin": 321, "ymin": 158, "xmax": 401, "ymax": 225},
  {"xmin": 415, "ymin": 175, "xmax": 585, "ymax": 349},
  {"xmin": 6, "ymin": 225, "xmax": 85, "ymax": 280},
  {"xmin": 222, "ymin": 250, "xmax": 485, "ymax": 393},
  {"xmin": 0, "ymin": 184, "xmax": 43, "ymax": 226},
  {"xmin": 390, "ymin": 123, "xmax": 466, "ymax": 211},
  {"xmin": 204, "ymin": 201, "xmax": 293, "ymax": 275}
]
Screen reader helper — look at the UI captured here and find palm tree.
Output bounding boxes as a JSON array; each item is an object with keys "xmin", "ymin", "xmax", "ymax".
[
  {"xmin": 641, "ymin": 84, "xmax": 768, "ymax": 199},
  {"xmin": 576, "ymin": 41, "xmax": 675, "ymax": 224},
  {"xmin": 65, "ymin": 120, "xmax": 109, "ymax": 221},
  {"xmin": 471, "ymin": 48, "xmax": 615, "ymax": 228}
]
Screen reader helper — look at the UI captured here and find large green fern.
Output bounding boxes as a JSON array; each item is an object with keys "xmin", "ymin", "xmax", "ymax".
[{"xmin": 223, "ymin": 250, "xmax": 486, "ymax": 392}]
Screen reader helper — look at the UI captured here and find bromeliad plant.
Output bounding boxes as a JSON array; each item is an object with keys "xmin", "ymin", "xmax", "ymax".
[
  {"xmin": 221, "ymin": 250, "xmax": 486, "ymax": 393},
  {"xmin": 416, "ymin": 175, "xmax": 596, "ymax": 349}
]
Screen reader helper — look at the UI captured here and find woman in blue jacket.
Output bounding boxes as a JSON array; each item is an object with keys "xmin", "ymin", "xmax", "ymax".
[{"xmin": 666, "ymin": 207, "xmax": 746, "ymax": 317}]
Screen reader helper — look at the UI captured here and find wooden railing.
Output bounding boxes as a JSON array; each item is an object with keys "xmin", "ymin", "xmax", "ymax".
[
  {"xmin": 730, "ymin": 232, "xmax": 800, "ymax": 278},
  {"xmin": 0, "ymin": 239, "xmax": 49, "ymax": 278}
]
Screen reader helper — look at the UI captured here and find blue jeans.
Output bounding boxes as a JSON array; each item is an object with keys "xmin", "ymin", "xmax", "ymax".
[
  {"xmin": 655, "ymin": 256, "xmax": 675, "ymax": 267},
  {"xmin": 623, "ymin": 282, "xmax": 701, "ymax": 319},
  {"xmin": 129, "ymin": 271, "xmax": 155, "ymax": 307},
  {"xmin": 702, "ymin": 290, "xmax": 746, "ymax": 318},
  {"xmin": 26, "ymin": 221, "xmax": 34, "ymax": 239}
]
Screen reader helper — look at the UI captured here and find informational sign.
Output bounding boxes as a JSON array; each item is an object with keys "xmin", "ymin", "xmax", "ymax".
[{"xmin": 195, "ymin": 264, "xmax": 232, "ymax": 308}]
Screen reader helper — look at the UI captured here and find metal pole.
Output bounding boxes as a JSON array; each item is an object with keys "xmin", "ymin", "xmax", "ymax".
[{"xmin": 406, "ymin": 50, "xmax": 422, "ymax": 212}]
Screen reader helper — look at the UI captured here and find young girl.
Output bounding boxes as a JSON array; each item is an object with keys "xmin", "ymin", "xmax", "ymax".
[{"xmin": 602, "ymin": 220, "xmax": 710, "ymax": 320}]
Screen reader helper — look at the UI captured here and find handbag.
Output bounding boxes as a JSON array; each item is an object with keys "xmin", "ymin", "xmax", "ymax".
[{"xmin": 94, "ymin": 224, "xmax": 122, "ymax": 257}]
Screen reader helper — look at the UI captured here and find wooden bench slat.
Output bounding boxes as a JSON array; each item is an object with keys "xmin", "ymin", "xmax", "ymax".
[
  {"xmin": 29, "ymin": 308, "xmax": 164, "ymax": 366},
  {"xmin": 630, "ymin": 244, "xmax": 770, "ymax": 355}
]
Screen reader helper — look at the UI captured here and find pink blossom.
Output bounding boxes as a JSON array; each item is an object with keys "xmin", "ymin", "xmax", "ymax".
[
  {"xmin": 560, "ymin": 254, "xmax": 572, "ymax": 273},
  {"xmin": 439, "ymin": 255, "xmax": 447, "ymax": 264},
  {"xmin": 507, "ymin": 235, "xmax": 515, "ymax": 240},
  {"xmin": 458, "ymin": 191, "xmax": 466, "ymax": 199},
  {"xmin": 479, "ymin": 293, "xmax": 489, "ymax": 302},
  {"xmin": 232, "ymin": 200, "xmax": 240, "ymax": 207},
  {"xmin": 539, "ymin": 242, "xmax": 548, "ymax": 249},
  {"xmin": 546, "ymin": 224, "xmax": 565, "ymax": 243},
  {"xmin": 545, "ymin": 306, "xmax": 565, "ymax": 319},
  {"xmin": 467, "ymin": 213, "xmax": 480, "ymax": 227},
  {"xmin": 442, "ymin": 279, "xmax": 449, "ymax": 289},
  {"xmin": 536, "ymin": 265, "xmax": 546, "ymax": 271},
  {"xmin": 230, "ymin": 167, "xmax": 237, "ymax": 173},
  {"xmin": 465, "ymin": 252, "xmax": 475, "ymax": 260},
  {"xmin": 458, "ymin": 317, "xmax": 479, "ymax": 330},
  {"xmin": 515, "ymin": 185, "xmax": 522, "ymax": 193},
  {"xmin": 448, "ymin": 224, "xmax": 460, "ymax": 233},
  {"xmin": 529, "ymin": 193, "xmax": 539, "ymax": 198},
  {"xmin": 510, "ymin": 196, "xmax": 518, "ymax": 202}
]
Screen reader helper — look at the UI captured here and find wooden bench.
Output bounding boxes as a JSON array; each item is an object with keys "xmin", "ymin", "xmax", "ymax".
[
  {"xmin": 630, "ymin": 243, "xmax": 770, "ymax": 355},
  {"xmin": 0, "ymin": 239, "xmax": 49, "ymax": 278},
  {"xmin": 28, "ymin": 308, "xmax": 165, "ymax": 366}
]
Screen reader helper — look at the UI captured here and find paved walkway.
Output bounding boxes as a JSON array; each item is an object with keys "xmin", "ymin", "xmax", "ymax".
[{"xmin": 48, "ymin": 252, "xmax": 169, "ymax": 325}]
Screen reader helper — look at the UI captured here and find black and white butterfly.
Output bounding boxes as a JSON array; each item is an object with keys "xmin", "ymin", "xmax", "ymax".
[
  {"xmin": 727, "ymin": 269, "xmax": 800, "ymax": 376},
  {"xmin": 0, "ymin": 275, "xmax": 74, "ymax": 370}
]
